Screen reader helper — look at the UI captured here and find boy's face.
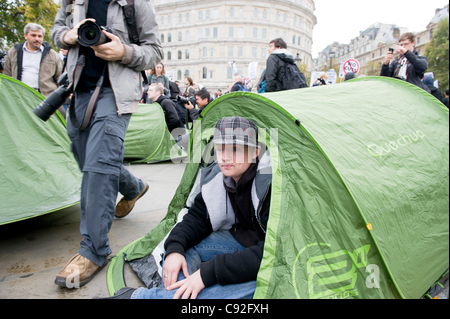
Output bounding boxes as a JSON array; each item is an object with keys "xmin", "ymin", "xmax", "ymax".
[{"xmin": 215, "ymin": 144, "xmax": 260, "ymax": 183}]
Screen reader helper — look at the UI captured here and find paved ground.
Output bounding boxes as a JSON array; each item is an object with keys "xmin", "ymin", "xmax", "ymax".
[{"xmin": 0, "ymin": 162, "xmax": 187, "ymax": 299}]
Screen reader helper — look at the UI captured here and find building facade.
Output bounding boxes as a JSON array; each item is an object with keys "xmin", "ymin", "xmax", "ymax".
[{"xmin": 153, "ymin": 0, "xmax": 317, "ymax": 92}]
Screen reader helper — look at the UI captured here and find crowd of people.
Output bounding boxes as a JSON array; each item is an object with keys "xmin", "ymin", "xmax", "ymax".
[{"xmin": 0, "ymin": 0, "xmax": 448, "ymax": 301}]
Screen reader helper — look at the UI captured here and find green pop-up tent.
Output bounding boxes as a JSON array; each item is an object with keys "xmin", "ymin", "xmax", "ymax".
[
  {"xmin": 0, "ymin": 74, "xmax": 82, "ymax": 225},
  {"xmin": 123, "ymin": 103, "xmax": 185, "ymax": 164},
  {"xmin": 107, "ymin": 77, "xmax": 449, "ymax": 299}
]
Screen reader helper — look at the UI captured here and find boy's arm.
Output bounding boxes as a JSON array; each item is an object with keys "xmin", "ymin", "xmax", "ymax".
[
  {"xmin": 164, "ymin": 193, "xmax": 213, "ymax": 258},
  {"xmin": 200, "ymin": 241, "xmax": 265, "ymax": 288}
]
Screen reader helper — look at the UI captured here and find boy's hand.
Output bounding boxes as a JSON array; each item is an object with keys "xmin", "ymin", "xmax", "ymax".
[
  {"xmin": 168, "ymin": 270, "xmax": 205, "ymax": 300},
  {"xmin": 162, "ymin": 253, "xmax": 189, "ymax": 289}
]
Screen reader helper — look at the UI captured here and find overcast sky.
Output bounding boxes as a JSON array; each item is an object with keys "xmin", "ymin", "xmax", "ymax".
[{"xmin": 312, "ymin": 0, "xmax": 448, "ymax": 56}]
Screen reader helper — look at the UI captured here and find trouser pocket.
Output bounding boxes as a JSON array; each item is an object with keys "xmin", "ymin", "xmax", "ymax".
[{"xmin": 98, "ymin": 119, "xmax": 127, "ymax": 168}]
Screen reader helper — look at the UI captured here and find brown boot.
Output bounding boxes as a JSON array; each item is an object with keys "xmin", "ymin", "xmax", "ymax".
[
  {"xmin": 115, "ymin": 182, "xmax": 149, "ymax": 219},
  {"xmin": 54, "ymin": 254, "xmax": 107, "ymax": 289}
]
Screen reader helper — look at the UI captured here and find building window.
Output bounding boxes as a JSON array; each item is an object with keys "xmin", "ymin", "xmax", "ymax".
[
  {"xmin": 230, "ymin": 7, "xmax": 234, "ymax": 17},
  {"xmin": 185, "ymin": 49, "xmax": 190, "ymax": 59},
  {"xmin": 254, "ymin": 8, "xmax": 258, "ymax": 19},
  {"xmin": 203, "ymin": 47, "xmax": 207, "ymax": 57},
  {"xmin": 238, "ymin": 27, "xmax": 244, "ymax": 38},
  {"xmin": 227, "ymin": 67, "xmax": 233, "ymax": 80},
  {"xmin": 178, "ymin": 32, "xmax": 182, "ymax": 42},
  {"xmin": 263, "ymin": 9, "xmax": 267, "ymax": 19},
  {"xmin": 161, "ymin": 34, "xmax": 164, "ymax": 43},
  {"xmin": 167, "ymin": 51, "xmax": 172, "ymax": 60},
  {"xmin": 178, "ymin": 14, "xmax": 182, "ymax": 23},
  {"xmin": 229, "ymin": 27, "xmax": 234, "ymax": 38},
  {"xmin": 177, "ymin": 70, "xmax": 182, "ymax": 81},
  {"xmin": 238, "ymin": 46, "xmax": 243, "ymax": 57},
  {"xmin": 203, "ymin": 67, "xmax": 208, "ymax": 79},
  {"xmin": 178, "ymin": 50, "xmax": 182, "ymax": 60},
  {"xmin": 168, "ymin": 33, "xmax": 172, "ymax": 42},
  {"xmin": 228, "ymin": 46, "xmax": 234, "ymax": 57},
  {"xmin": 213, "ymin": 27, "xmax": 218, "ymax": 38},
  {"xmin": 239, "ymin": 7, "xmax": 244, "ymax": 18},
  {"xmin": 185, "ymin": 70, "xmax": 190, "ymax": 78}
]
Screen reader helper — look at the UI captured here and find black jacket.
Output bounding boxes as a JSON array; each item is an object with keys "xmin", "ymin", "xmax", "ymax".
[
  {"xmin": 164, "ymin": 162, "xmax": 271, "ymax": 288},
  {"xmin": 154, "ymin": 95, "xmax": 183, "ymax": 133},
  {"xmin": 380, "ymin": 50, "xmax": 430, "ymax": 93},
  {"xmin": 427, "ymin": 85, "xmax": 444, "ymax": 103},
  {"xmin": 265, "ymin": 49, "xmax": 296, "ymax": 92}
]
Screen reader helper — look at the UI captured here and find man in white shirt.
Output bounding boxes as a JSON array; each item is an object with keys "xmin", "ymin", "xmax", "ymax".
[{"xmin": 3, "ymin": 23, "xmax": 63, "ymax": 97}]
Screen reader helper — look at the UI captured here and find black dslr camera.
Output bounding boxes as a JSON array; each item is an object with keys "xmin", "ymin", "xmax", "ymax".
[
  {"xmin": 177, "ymin": 95, "xmax": 196, "ymax": 105},
  {"xmin": 33, "ymin": 73, "xmax": 72, "ymax": 121},
  {"xmin": 77, "ymin": 20, "xmax": 112, "ymax": 47}
]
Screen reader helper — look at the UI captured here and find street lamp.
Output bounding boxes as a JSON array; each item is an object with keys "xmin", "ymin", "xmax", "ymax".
[{"xmin": 295, "ymin": 53, "xmax": 302, "ymax": 65}]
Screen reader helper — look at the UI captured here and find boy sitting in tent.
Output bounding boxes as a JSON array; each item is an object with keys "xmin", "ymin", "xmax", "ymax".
[{"xmin": 109, "ymin": 117, "xmax": 272, "ymax": 299}]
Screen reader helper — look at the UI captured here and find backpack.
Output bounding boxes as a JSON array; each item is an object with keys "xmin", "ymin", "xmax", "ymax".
[
  {"xmin": 283, "ymin": 63, "xmax": 308, "ymax": 90},
  {"xmin": 237, "ymin": 84, "xmax": 250, "ymax": 92}
]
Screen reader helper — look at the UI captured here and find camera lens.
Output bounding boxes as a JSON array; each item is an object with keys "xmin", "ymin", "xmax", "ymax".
[
  {"xmin": 77, "ymin": 21, "xmax": 109, "ymax": 47},
  {"xmin": 86, "ymin": 29, "xmax": 96, "ymax": 41}
]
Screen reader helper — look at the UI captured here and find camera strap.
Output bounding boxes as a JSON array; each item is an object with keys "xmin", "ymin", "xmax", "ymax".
[{"xmin": 70, "ymin": 54, "xmax": 106, "ymax": 131}]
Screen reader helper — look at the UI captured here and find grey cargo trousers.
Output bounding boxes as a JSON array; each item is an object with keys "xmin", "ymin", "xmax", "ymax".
[{"xmin": 67, "ymin": 87, "xmax": 145, "ymax": 267}]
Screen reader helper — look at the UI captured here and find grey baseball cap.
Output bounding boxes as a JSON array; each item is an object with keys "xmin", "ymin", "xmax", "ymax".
[{"xmin": 212, "ymin": 117, "xmax": 258, "ymax": 148}]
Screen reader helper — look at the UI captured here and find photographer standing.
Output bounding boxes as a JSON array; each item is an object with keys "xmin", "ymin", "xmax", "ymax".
[
  {"xmin": 380, "ymin": 32, "xmax": 430, "ymax": 93},
  {"xmin": 51, "ymin": 0, "xmax": 163, "ymax": 288}
]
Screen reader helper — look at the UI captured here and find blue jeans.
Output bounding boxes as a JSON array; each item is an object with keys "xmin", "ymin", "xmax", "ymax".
[
  {"xmin": 132, "ymin": 231, "xmax": 257, "ymax": 299},
  {"xmin": 67, "ymin": 87, "xmax": 144, "ymax": 267}
]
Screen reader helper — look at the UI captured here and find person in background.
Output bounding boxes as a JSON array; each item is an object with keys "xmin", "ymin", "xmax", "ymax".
[
  {"xmin": 184, "ymin": 88, "xmax": 210, "ymax": 122},
  {"xmin": 313, "ymin": 73, "xmax": 328, "ymax": 86},
  {"xmin": 442, "ymin": 89, "xmax": 449, "ymax": 109},
  {"xmin": 147, "ymin": 83, "xmax": 183, "ymax": 134},
  {"xmin": 184, "ymin": 76, "xmax": 196, "ymax": 98},
  {"xmin": 149, "ymin": 62, "xmax": 170, "ymax": 96},
  {"xmin": 422, "ymin": 76, "xmax": 443, "ymax": 103},
  {"xmin": 3, "ymin": 23, "xmax": 63, "ymax": 98},
  {"xmin": 380, "ymin": 32, "xmax": 430, "ymax": 93}
]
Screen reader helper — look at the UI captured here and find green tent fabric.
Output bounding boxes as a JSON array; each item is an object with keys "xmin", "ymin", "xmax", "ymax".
[
  {"xmin": 107, "ymin": 77, "xmax": 449, "ymax": 299},
  {"xmin": 0, "ymin": 74, "xmax": 82, "ymax": 225},
  {"xmin": 124, "ymin": 103, "xmax": 184, "ymax": 164}
]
